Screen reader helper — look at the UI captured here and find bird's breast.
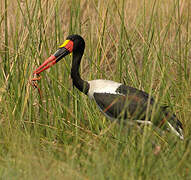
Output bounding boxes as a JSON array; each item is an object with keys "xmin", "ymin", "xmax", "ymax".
[{"xmin": 87, "ymin": 79, "xmax": 122, "ymax": 99}]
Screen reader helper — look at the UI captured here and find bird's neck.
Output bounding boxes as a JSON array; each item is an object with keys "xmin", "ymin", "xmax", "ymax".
[{"xmin": 71, "ymin": 50, "xmax": 89, "ymax": 95}]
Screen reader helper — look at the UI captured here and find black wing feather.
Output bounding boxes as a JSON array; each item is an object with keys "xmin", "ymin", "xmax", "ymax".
[
  {"xmin": 93, "ymin": 84, "xmax": 184, "ymax": 139},
  {"xmin": 93, "ymin": 85, "xmax": 154, "ymax": 120}
]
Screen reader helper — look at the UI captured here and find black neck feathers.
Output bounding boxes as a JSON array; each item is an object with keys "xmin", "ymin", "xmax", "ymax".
[{"xmin": 71, "ymin": 47, "xmax": 89, "ymax": 95}]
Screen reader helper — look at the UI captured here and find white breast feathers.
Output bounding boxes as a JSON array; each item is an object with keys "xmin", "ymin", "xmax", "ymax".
[{"xmin": 87, "ymin": 79, "xmax": 122, "ymax": 99}]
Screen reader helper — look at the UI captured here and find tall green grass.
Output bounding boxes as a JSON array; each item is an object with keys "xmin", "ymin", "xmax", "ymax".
[{"xmin": 0, "ymin": 0, "xmax": 191, "ymax": 179}]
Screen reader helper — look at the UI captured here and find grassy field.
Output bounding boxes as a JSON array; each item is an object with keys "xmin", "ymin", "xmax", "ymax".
[{"xmin": 0, "ymin": 0, "xmax": 191, "ymax": 179}]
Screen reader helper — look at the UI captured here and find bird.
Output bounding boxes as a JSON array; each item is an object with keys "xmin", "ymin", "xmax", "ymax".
[{"xmin": 32, "ymin": 34, "xmax": 184, "ymax": 140}]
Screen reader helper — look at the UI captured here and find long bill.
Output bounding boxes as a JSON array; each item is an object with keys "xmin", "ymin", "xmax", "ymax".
[{"xmin": 33, "ymin": 40, "xmax": 74, "ymax": 75}]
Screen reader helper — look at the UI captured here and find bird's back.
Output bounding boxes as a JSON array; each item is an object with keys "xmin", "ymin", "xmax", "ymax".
[{"xmin": 88, "ymin": 80, "xmax": 183, "ymax": 139}]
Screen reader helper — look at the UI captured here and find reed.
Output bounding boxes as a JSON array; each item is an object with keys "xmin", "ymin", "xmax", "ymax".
[{"xmin": 0, "ymin": 0, "xmax": 190, "ymax": 179}]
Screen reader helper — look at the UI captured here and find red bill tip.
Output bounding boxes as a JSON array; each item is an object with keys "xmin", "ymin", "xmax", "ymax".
[{"xmin": 33, "ymin": 55, "xmax": 56, "ymax": 75}]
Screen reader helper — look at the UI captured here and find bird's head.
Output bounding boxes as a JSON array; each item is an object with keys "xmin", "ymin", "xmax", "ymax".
[{"xmin": 33, "ymin": 34, "xmax": 85, "ymax": 75}]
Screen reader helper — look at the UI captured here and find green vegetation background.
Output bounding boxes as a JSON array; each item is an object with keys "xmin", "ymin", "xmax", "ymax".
[{"xmin": 0, "ymin": 0, "xmax": 190, "ymax": 179}]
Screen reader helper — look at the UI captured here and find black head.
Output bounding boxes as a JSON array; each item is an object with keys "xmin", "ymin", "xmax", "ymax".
[
  {"xmin": 33, "ymin": 34, "xmax": 85, "ymax": 74},
  {"xmin": 66, "ymin": 34, "xmax": 85, "ymax": 52}
]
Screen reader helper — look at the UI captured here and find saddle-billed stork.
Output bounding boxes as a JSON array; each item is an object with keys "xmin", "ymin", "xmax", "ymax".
[{"xmin": 32, "ymin": 34, "xmax": 184, "ymax": 140}]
